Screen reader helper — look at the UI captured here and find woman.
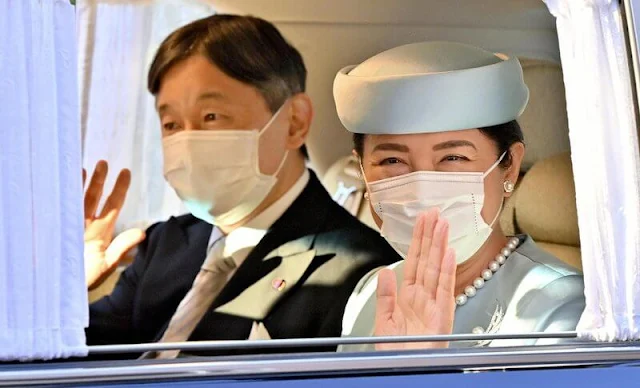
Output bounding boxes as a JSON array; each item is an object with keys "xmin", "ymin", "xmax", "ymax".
[{"xmin": 334, "ymin": 41, "xmax": 585, "ymax": 351}]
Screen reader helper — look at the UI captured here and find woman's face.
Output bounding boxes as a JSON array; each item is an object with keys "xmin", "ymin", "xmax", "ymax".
[{"xmin": 359, "ymin": 129, "xmax": 525, "ymax": 229}]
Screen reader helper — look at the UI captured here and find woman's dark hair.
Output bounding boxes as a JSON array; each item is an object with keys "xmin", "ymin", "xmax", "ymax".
[
  {"xmin": 147, "ymin": 14, "xmax": 308, "ymax": 157},
  {"xmin": 352, "ymin": 120, "xmax": 524, "ymax": 168}
]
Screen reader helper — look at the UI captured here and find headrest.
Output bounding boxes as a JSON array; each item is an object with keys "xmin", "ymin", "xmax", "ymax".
[
  {"xmin": 517, "ymin": 58, "xmax": 571, "ymax": 170},
  {"xmin": 515, "ymin": 152, "xmax": 579, "ymax": 246},
  {"xmin": 333, "ymin": 41, "xmax": 529, "ymax": 135}
]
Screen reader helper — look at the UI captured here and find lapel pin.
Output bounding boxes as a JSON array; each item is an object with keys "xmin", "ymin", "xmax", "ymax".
[{"xmin": 272, "ymin": 278, "xmax": 286, "ymax": 292}]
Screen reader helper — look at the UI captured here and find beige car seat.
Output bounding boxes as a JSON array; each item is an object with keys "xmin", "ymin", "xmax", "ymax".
[
  {"xmin": 322, "ymin": 57, "xmax": 581, "ymax": 269},
  {"xmin": 323, "ymin": 154, "xmax": 378, "ymax": 230},
  {"xmin": 507, "ymin": 152, "xmax": 581, "ymax": 269}
]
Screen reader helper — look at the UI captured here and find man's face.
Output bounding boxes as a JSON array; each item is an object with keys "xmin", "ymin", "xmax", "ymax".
[{"xmin": 155, "ymin": 55, "xmax": 290, "ymax": 175}]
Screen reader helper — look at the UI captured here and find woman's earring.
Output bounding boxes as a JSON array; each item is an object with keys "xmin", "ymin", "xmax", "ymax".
[{"xmin": 503, "ymin": 180, "xmax": 515, "ymax": 193}]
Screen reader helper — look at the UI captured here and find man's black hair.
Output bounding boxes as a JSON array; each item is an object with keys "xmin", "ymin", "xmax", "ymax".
[{"xmin": 148, "ymin": 14, "xmax": 309, "ymax": 158}]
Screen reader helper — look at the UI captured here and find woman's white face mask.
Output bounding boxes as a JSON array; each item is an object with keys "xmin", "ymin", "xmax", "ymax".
[
  {"xmin": 365, "ymin": 152, "xmax": 505, "ymax": 265},
  {"xmin": 162, "ymin": 104, "xmax": 288, "ymax": 227}
]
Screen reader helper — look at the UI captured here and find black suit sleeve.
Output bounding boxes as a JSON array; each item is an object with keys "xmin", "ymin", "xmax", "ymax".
[
  {"xmin": 86, "ymin": 222, "xmax": 161, "ymax": 346},
  {"xmin": 315, "ymin": 291, "xmax": 349, "ymax": 342}
]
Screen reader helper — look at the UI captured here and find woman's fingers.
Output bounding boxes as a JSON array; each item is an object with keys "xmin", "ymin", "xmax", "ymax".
[
  {"xmin": 413, "ymin": 209, "xmax": 439, "ymax": 286},
  {"xmin": 374, "ymin": 268, "xmax": 398, "ymax": 335},
  {"xmin": 423, "ymin": 218, "xmax": 449, "ymax": 292},
  {"xmin": 418, "ymin": 216, "xmax": 447, "ymax": 291},
  {"xmin": 84, "ymin": 160, "xmax": 108, "ymax": 218},
  {"xmin": 435, "ymin": 247, "xmax": 457, "ymax": 333},
  {"xmin": 402, "ymin": 212, "xmax": 426, "ymax": 285}
]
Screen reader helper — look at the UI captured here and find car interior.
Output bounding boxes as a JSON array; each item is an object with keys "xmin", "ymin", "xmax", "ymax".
[
  {"xmin": 86, "ymin": 0, "xmax": 582, "ymax": 304},
  {"xmin": 9, "ymin": 1, "xmax": 640, "ymax": 386}
]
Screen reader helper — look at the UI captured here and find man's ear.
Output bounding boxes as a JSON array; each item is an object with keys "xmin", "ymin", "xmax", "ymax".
[
  {"xmin": 285, "ymin": 93, "xmax": 313, "ymax": 151},
  {"xmin": 504, "ymin": 142, "xmax": 525, "ymax": 198}
]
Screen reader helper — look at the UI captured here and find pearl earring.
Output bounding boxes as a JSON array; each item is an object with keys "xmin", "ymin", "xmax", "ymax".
[{"xmin": 503, "ymin": 180, "xmax": 515, "ymax": 193}]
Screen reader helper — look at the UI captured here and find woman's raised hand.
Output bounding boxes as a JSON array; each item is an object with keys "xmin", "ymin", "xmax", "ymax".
[{"xmin": 373, "ymin": 208, "xmax": 457, "ymax": 350}]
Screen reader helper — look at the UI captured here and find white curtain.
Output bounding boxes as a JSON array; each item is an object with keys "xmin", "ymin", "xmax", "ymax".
[
  {"xmin": 544, "ymin": 0, "xmax": 640, "ymax": 341},
  {"xmin": 78, "ymin": 0, "xmax": 215, "ymax": 232},
  {"xmin": 0, "ymin": 0, "xmax": 88, "ymax": 360}
]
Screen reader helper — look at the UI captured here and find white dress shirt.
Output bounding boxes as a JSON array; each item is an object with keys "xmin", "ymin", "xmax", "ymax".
[
  {"xmin": 206, "ymin": 169, "xmax": 310, "ymax": 280},
  {"xmin": 204, "ymin": 170, "xmax": 309, "ymax": 341}
]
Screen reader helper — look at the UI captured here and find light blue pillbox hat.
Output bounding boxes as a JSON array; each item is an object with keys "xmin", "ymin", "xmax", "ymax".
[{"xmin": 333, "ymin": 41, "xmax": 529, "ymax": 134}]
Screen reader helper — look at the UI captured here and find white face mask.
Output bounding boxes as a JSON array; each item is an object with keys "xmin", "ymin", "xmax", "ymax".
[
  {"xmin": 162, "ymin": 104, "xmax": 288, "ymax": 227},
  {"xmin": 366, "ymin": 153, "xmax": 505, "ymax": 265}
]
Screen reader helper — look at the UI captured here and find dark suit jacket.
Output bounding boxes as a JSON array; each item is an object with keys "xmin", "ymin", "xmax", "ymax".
[{"xmin": 87, "ymin": 171, "xmax": 399, "ymax": 358}]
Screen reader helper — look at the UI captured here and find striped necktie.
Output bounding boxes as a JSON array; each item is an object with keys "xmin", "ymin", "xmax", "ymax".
[{"xmin": 144, "ymin": 237, "xmax": 236, "ymax": 359}]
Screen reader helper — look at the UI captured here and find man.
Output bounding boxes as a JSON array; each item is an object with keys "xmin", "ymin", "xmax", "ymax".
[{"xmin": 83, "ymin": 14, "xmax": 399, "ymax": 359}]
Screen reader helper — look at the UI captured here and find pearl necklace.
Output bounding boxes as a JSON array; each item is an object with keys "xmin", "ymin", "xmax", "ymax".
[{"xmin": 455, "ymin": 237, "xmax": 521, "ymax": 307}]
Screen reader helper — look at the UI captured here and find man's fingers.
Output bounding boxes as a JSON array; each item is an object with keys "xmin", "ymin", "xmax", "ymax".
[
  {"xmin": 99, "ymin": 168, "xmax": 132, "ymax": 219},
  {"xmin": 84, "ymin": 208, "xmax": 119, "ymax": 241},
  {"xmin": 374, "ymin": 268, "xmax": 398, "ymax": 335},
  {"xmin": 84, "ymin": 160, "xmax": 108, "ymax": 218},
  {"xmin": 415, "ymin": 210, "xmax": 440, "ymax": 287},
  {"xmin": 104, "ymin": 228, "xmax": 145, "ymax": 268}
]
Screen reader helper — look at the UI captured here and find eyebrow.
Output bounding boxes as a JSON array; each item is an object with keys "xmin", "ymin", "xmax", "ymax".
[
  {"xmin": 372, "ymin": 143, "xmax": 410, "ymax": 153},
  {"xmin": 156, "ymin": 91, "xmax": 227, "ymax": 113},
  {"xmin": 432, "ymin": 140, "xmax": 477, "ymax": 151}
]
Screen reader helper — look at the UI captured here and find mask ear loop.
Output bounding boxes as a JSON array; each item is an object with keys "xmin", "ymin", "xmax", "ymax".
[
  {"xmin": 258, "ymin": 100, "xmax": 290, "ymax": 177},
  {"xmin": 483, "ymin": 151, "xmax": 508, "ymax": 228},
  {"xmin": 488, "ymin": 197, "xmax": 504, "ymax": 228},
  {"xmin": 258, "ymin": 100, "xmax": 289, "ymax": 136},
  {"xmin": 272, "ymin": 149, "xmax": 290, "ymax": 177},
  {"xmin": 357, "ymin": 158, "xmax": 372, "ymax": 200},
  {"xmin": 482, "ymin": 151, "xmax": 507, "ymax": 179}
]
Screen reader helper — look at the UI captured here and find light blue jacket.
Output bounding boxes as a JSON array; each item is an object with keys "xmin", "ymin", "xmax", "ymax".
[{"xmin": 339, "ymin": 235, "xmax": 585, "ymax": 351}]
